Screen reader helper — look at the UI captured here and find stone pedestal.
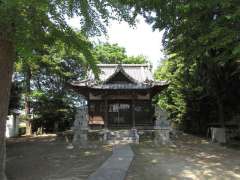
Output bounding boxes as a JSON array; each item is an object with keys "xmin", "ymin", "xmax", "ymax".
[
  {"xmin": 103, "ymin": 129, "xmax": 110, "ymax": 143},
  {"xmin": 73, "ymin": 129, "xmax": 88, "ymax": 147},
  {"xmin": 129, "ymin": 128, "xmax": 139, "ymax": 144},
  {"xmin": 72, "ymin": 106, "xmax": 89, "ymax": 147},
  {"xmin": 211, "ymin": 127, "xmax": 226, "ymax": 143},
  {"xmin": 154, "ymin": 129, "xmax": 171, "ymax": 145}
]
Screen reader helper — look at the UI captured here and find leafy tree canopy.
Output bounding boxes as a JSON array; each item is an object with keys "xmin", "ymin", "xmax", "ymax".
[
  {"xmin": 121, "ymin": 0, "xmax": 240, "ymax": 61},
  {"xmin": 94, "ymin": 43, "xmax": 148, "ymax": 64},
  {"xmin": 120, "ymin": 0, "xmax": 240, "ymax": 131},
  {"xmin": 0, "ymin": 0, "xmax": 136, "ymax": 72}
]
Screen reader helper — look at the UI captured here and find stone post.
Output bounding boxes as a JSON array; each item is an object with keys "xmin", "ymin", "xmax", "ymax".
[
  {"xmin": 72, "ymin": 106, "xmax": 89, "ymax": 148},
  {"xmin": 154, "ymin": 106, "xmax": 171, "ymax": 145}
]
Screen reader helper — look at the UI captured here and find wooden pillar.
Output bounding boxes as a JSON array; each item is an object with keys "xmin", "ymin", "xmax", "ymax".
[
  {"xmin": 104, "ymin": 98, "xmax": 108, "ymax": 129},
  {"xmin": 151, "ymin": 103, "xmax": 154, "ymax": 125},
  {"xmin": 132, "ymin": 98, "xmax": 135, "ymax": 128}
]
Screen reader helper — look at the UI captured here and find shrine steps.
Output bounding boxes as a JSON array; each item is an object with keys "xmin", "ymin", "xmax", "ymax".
[{"xmin": 106, "ymin": 129, "xmax": 139, "ymax": 144}]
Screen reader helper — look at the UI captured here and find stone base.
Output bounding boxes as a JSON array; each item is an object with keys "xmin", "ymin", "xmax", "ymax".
[
  {"xmin": 154, "ymin": 129, "xmax": 171, "ymax": 145},
  {"xmin": 73, "ymin": 129, "xmax": 88, "ymax": 147}
]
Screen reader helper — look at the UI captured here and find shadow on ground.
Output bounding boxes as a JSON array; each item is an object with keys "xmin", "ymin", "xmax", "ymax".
[
  {"xmin": 127, "ymin": 134, "xmax": 240, "ymax": 180},
  {"xmin": 6, "ymin": 133, "xmax": 240, "ymax": 180},
  {"xmin": 6, "ymin": 135, "xmax": 112, "ymax": 180}
]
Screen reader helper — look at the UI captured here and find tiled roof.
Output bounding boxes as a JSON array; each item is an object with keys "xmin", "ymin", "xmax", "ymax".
[
  {"xmin": 89, "ymin": 83, "xmax": 151, "ymax": 89},
  {"xmin": 88, "ymin": 64, "xmax": 153, "ymax": 83},
  {"xmin": 89, "ymin": 81, "xmax": 168, "ymax": 89},
  {"xmin": 70, "ymin": 64, "xmax": 168, "ymax": 90}
]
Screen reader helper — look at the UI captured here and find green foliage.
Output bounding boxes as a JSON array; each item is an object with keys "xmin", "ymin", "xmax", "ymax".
[
  {"xmin": 154, "ymin": 55, "xmax": 186, "ymax": 125},
  {"xmin": 155, "ymin": 53, "xmax": 240, "ymax": 133},
  {"xmin": 18, "ymin": 40, "xmax": 90, "ymax": 132},
  {"xmin": 94, "ymin": 43, "xmax": 148, "ymax": 64},
  {"xmin": 130, "ymin": 0, "xmax": 240, "ymax": 133},
  {"xmin": 31, "ymin": 92, "xmax": 75, "ymax": 132},
  {"xmin": 94, "ymin": 43, "xmax": 127, "ymax": 63},
  {"xmin": 124, "ymin": 55, "xmax": 147, "ymax": 64},
  {"xmin": 0, "ymin": 0, "xmax": 136, "ymax": 73}
]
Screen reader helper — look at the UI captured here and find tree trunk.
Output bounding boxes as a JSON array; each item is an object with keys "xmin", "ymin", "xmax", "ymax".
[
  {"xmin": 26, "ymin": 121, "xmax": 32, "ymax": 136},
  {"xmin": 25, "ymin": 65, "xmax": 32, "ymax": 135},
  {"xmin": 0, "ymin": 40, "xmax": 14, "ymax": 180},
  {"xmin": 54, "ymin": 121, "xmax": 59, "ymax": 133}
]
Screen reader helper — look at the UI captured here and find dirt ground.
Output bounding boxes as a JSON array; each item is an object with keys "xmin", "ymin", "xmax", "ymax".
[
  {"xmin": 6, "ymin": 135, "xmax": 112, "ymax": 180},
  {"xmin": 6, "ymin": 133, "xmax": 240, "ymax": 180},
  {"xmin": 127, "ymin": 133, "xmax": 240, "ymax": 180}
]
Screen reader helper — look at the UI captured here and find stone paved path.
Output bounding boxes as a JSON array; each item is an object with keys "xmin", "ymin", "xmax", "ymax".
[{"xmin": 88, "ymin": 144, "xmax": 134, "ymax": 180}]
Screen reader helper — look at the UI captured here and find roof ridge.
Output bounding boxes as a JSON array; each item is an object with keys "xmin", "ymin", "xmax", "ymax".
[{"xmin": 97, "ymin": 64, "xmax": 149, "ymax": 67}]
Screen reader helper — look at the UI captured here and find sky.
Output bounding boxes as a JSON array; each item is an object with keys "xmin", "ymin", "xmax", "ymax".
[{"xmin": 67, "ymin": 16, "xmax": 165, "ymax": 70}]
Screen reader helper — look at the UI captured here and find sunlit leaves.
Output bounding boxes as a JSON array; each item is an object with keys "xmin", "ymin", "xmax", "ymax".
[{"xmin": 1, "ymin": 0, "xmax": 136, "ymax": 73}]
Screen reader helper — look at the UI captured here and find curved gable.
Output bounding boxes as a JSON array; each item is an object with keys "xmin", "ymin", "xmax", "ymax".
[{"xmin": 104, "ymin": 64, "xmax": 138, "ymax": 84}]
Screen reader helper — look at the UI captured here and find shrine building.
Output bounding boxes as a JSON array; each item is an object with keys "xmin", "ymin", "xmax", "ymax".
[{"xmin": 70, "ymin": 64, "xmax": 168, "ymax": 129}]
